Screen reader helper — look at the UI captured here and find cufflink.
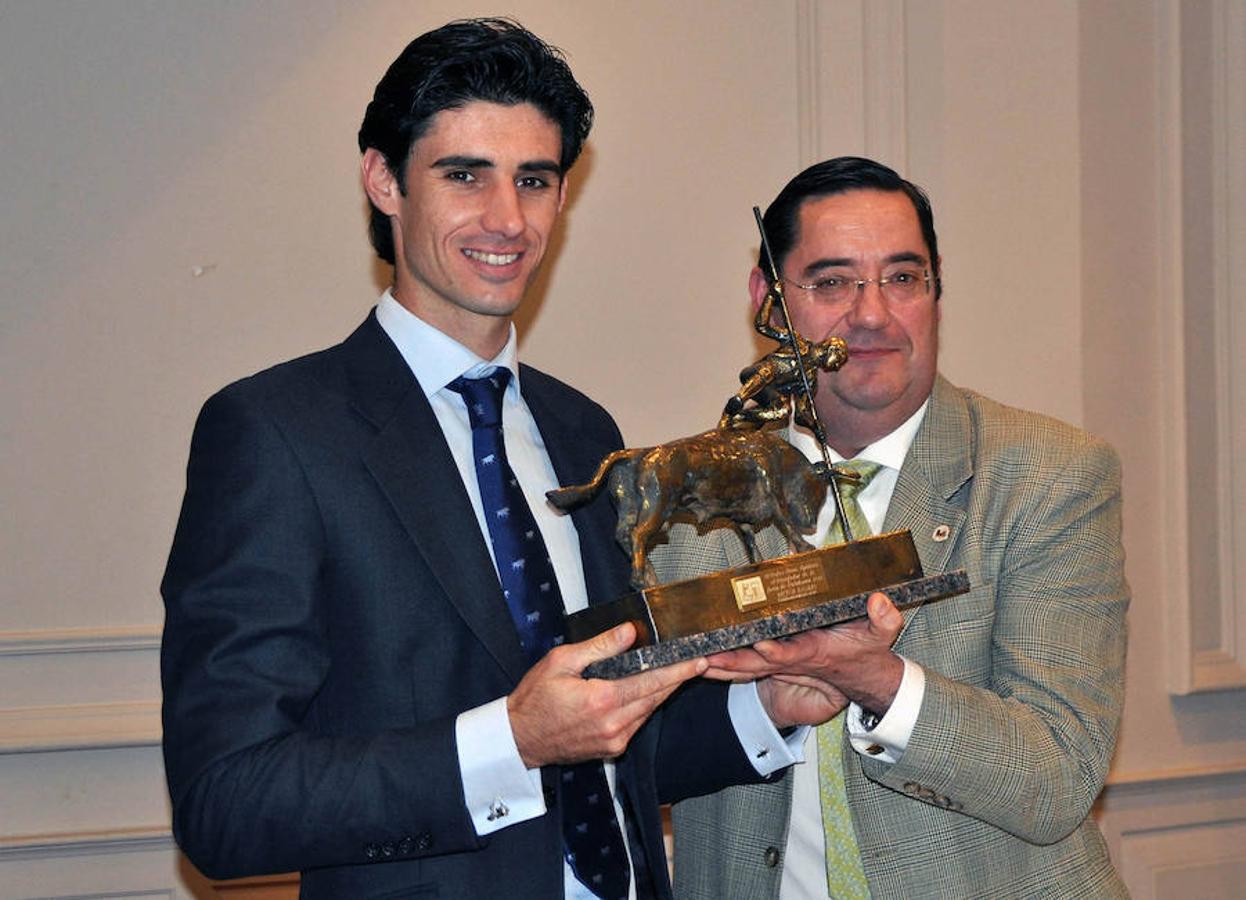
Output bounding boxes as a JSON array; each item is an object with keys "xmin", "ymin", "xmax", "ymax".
[{"xmin": 487, "ymin": 798, "xmax": 510, "ymax": 821}]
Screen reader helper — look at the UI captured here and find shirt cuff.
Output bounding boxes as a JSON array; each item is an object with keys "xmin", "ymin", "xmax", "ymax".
[
  {"xmin": 728, "ymin": 681, "xmax": 808, "ymax": 775},
  {"xmin": 456, "ymin": 697, "xmax": 546, "ymax": 835},
  {"xmin": 846, "ymin": 656, "xmax": 924, "ymax": 764}
]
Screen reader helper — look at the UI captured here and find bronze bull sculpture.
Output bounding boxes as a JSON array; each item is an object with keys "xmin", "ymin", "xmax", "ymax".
[{"xmin": 547, "ymin": 428, "xmax": 830, "ymax": 589}]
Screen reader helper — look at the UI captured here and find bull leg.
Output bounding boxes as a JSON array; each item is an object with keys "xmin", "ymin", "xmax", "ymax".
[
  {"xmin": 630, "ymin": 516, "xmax": 663, "ymax": 589},
  {"xmin": 734, "ymin": 524, "xmax": 760, "ymax": 564},
  {"xmin": 643, "ymin": 556, "xmax": 659, "ymax": 588},
  {"xmin": 615, "ymin": 514, "xmax": 639, "ymax": 579},
  {"xmin": 619, "ymin": 512, "xmax": 650, "ymax": 590},
  {"xmin": 774, "ymin": 516, "xmax": 816, "ymax": 554},
  {"xmin": 630, "ymin": 495, "xmax": 670, "ymax": 589}
]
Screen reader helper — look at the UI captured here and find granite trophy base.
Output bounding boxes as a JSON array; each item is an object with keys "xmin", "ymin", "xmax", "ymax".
[{"xmin": 568, "ymin": 531, "xmax": 970, "ymax": 680}]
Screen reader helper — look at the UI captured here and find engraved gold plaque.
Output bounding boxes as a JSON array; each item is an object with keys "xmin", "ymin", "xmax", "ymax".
[
  {"xmin": 570, "ymin": 528, "xmax": 966, "ymax": 678},
  {"xmin": 567, "ymin": 530, "xmax": 969, "ymax": 679}
]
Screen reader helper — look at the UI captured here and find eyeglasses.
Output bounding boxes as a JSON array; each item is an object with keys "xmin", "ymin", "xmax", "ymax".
[{"xmin": 788, "ymin": 267, "xmax": 932, "ymax": 306}]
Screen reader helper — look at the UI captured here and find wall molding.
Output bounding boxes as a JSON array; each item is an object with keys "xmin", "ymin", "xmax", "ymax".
[
  {"xmin": 861, "ymin": 0, "xmax": 908, "ymax": 171},
  {"xmin": 0, "ymin": 700, "xmax": 161, "ymax": 753},
  {"xmin": 1106, "ymin": 760, "xmax": 1246, "ymax": 791},
  {"xmin": 1115, "ymin": 817, "xmax": 1246, "ymax": 900},
  {"xmin": 0, "ymin": 624, "xmax": 162, "ymax": 657},
  {"xmin": 1160, "ymin": 0, "xmax": 1246, "ymax": 694},
  {"xmin": 794, "ymin": 0, "xmax": 827, "ymax": 168},
  {"xmin": 795, "ymin": 0, "xmax": 908, "ymax": 170},
  {"xmin": 1156, "ymin": 0, "xmax": 1194, "ymax": 693},
  {"xmin": 1208, "ymin": 0, "xmax": 1246, "ymax": 688},
  {"xmin": 0, "ymin": 826, "xmax": 172, "ymax": 861},
  {"xmin": 0, "ymin": 827, "xmax": 300, "ymax": 896},
  {"xmin": 1098, "ymin": 761, "xmax": 1246, "ymax": 899},
  {"xmin": 0, "ymin": 625, "xmax": 164, "ymax": 752}
]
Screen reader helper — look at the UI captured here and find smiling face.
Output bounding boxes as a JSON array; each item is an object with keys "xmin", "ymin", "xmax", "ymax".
[
  {"xmin": 362, "ymin": 101, "xmax": 566, "ymax": 357},
  {"xmin": 751, "ymin": 189, "xmax": 940, "ymax": 456}
]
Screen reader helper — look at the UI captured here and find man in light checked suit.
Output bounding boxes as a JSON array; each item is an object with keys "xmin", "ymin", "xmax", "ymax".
[{"xmin": 653, "ymin": 157, "xmax": 1130, "ymax": 899}]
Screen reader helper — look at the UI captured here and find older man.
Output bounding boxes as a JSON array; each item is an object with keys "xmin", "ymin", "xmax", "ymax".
[{"xmin": 658, "ymin": 157, "xmax": 1129, "ymax": 899}]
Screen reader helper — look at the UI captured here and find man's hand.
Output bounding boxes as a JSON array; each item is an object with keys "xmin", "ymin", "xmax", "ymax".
[
  {"xmin": 704, "ymin": 592, "xmax": 905, "ymax": 727},
  {"xmin": 756, "ymin": 673, "xmax": 850, "ymax": 730},
  {"xmin": 508, "ymin": 623, "xmax": 707, "ymax": 768}
]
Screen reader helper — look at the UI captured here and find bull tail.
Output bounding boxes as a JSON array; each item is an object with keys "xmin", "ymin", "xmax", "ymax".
[{"xmin": 546, "ymin": 448, "xmax": 639, "ymax": 511}]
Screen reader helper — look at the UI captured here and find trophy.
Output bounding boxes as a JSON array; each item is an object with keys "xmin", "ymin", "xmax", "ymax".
[{"xmin": 548, "ymin": 209, "xmax": 969, "ymax": 679}]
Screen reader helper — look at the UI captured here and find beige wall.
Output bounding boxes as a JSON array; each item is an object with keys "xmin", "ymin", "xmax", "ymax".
[{"xmin": 2, "ymin": 1, "xmax": 1243, "ymax": 896}]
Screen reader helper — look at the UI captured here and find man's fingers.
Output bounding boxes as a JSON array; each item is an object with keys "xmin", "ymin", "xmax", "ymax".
[
  {"xmin": 563, "ymin": 622, "xmax": 637, "ymax": 671},
  {"xmin": 585, "ymin": 658, "xmax": 706, "ymax": 748},
  {"xmin": 706, "ymin": 646, "xmax": 773, "ymax": 670},
  {"xmin": 769, "ymin": 672, "xmax": 832, "ymax": 689},
  {"xmin": 866, "ymin": 592, "xmax": 903, "ymax": 641},
  {"xmin": 751, "ymin": 637, "xmax": 807, "ymax": 664},
  {"xmin": 611, "ymin": 656, "xmax": 707, "ymax": 705}
]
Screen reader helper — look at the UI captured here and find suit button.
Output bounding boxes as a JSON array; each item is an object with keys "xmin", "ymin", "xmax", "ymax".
[
  {"xmin": 364, "ymin": 842, "xmax": 380, "ymax": 860},
  {"xmin": 398, "ymin": 836, "xmax": 414, "ymax": 855},
  {"xmin": 902, "ymin": 782, "xmax": 920, "ymax": 794},
  {"xmin": 416, "ymin": 832, "xmax": 433, "ymax": 851},
  {"xmin": 763, "ymin": 846, "xmax": 781, "ymax": 868},
  {"xmin": 864, "ymin": 744, "xmax": 884, "ymax": 756}
]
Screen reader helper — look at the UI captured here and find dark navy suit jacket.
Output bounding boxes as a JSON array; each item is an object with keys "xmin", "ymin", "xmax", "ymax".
[{"xmin": 160, "ymin": 313, "xmax": 757, "ymax": 898}]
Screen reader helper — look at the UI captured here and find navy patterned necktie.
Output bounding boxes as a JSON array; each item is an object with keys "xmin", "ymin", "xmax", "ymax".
[{"xmin": 448, "ymin": 371, "xmax": 630, "ymax": 900}]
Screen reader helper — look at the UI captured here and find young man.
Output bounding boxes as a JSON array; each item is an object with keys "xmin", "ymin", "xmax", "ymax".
[
  {"xmin": 161, "ymin": 19, "xmax": 818, "ymax": 900},
  {"xmin": 659, "ymin": 157, "xmax": 1130, "ymax": 898}
]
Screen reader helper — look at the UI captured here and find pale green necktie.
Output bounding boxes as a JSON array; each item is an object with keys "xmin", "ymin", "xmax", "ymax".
[{"xmin": 817, "ymin": 459, "xmax": 882, "ymax": 899}]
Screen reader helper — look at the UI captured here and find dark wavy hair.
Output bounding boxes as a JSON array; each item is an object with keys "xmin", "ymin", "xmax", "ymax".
[
  {"xmin": 357, "ymin": 18, "xmax": 594, "ymax": 264},
  {"xmin": 760, "ymin": 156, "xmax": 942, "ymax": 300}
]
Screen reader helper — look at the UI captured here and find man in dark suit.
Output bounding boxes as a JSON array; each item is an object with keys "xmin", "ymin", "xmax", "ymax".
[
  {"xmin": 656, "ymin": 158, "xmax": 1129, "ymax": 898},
  {"xmin": 160, "ymin": 19, "xmax": 828, "ymax": 900}
]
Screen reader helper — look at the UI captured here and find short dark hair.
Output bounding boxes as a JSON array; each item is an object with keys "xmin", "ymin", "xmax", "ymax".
[
  {"xmin": 760, "ymin": 156, "xmax": 942, "ymax": 300},
  {"xmin": 357, "ymin": 18, "xmax": 594, "ymax": 264}
]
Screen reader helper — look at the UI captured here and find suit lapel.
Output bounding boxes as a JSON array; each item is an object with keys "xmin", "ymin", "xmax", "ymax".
[
  {"xmin": 883, "ymin": 376, "xmax": 972, "ymax": 624},
  {"xmin": 522, "ymin": 368, "xmax": 629, "ymax": 608},
  {"xmin": 344, "ymin": 314, "xmax": 529, "ymax": 683}
]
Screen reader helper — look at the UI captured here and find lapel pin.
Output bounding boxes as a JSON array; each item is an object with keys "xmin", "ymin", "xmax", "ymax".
[{"xmin": 932, "ymin": 524, "xmax": 951, "ymax": 542}]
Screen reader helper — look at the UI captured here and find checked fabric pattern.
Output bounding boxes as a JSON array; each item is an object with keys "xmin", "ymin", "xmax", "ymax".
[
  {"xmin": 448, "ymin": 371, "xmax": 630, "ymax": 900},
  {"xmin": 817, "ymin": 459, "xmax": 882, "ymax": 899}
]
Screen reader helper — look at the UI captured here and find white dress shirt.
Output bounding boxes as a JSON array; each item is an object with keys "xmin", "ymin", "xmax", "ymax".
[
  {"xmin": 779, "ymin": 402, "xmax": 930, "ymax": 900},
  {"xmin": 375, "ymin": 291, "xmax": 800, "ymax": 899}
]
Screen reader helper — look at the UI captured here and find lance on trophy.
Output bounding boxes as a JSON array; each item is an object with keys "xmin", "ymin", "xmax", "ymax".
[{"xmin": 547, "ymin": 209, "xmax": 969, "ymax": 679}]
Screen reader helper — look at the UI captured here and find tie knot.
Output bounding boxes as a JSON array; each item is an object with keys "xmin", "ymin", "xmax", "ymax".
[
  {"xmin": 837, "ymin": 459, "xmax": 882, "ymax": 500},
  {"xmin": 449, "ymin": 370, "xmax": 511, "ymax": 430}
]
